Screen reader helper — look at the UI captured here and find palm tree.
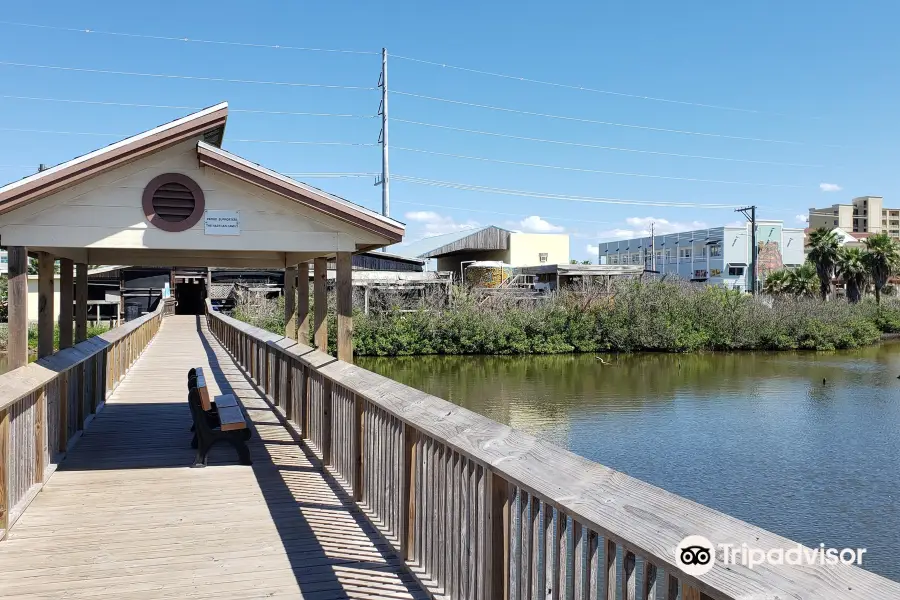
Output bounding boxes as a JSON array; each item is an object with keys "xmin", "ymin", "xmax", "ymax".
[
  {"xmin": 862, "ymin": 233, "xmax": 900, "ymax": 304},
  {"xmin": 806, "ymin": 228, "xmax": 841, "ymax": 300},
  {"xmin": 836, "ymin": 247, "xmax": 868, "ymax": 303},
  {"xmin": 786, "ymin": 263, "xmax": 818, "ymax": 298},
  {"xmin": 762, "ymin": 269, "xmax": 790, "ymax": 296}
]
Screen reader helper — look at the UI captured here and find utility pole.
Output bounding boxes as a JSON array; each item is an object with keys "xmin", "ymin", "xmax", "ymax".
[
  {"xmin": 650, "ymin": 222, "xmax": 656, "ymax": 272},
  {"xmin": 736, "ymin": 206, "xmax": 757, "ymax": 294},
  {"xmin": 377, "ymin": 48, "xmax": 390, "ymax": 218}
]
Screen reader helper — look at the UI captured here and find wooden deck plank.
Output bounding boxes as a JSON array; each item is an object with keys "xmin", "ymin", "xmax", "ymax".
[{"xmin": 0, "ymin": 315, "xmax": 427, "ymax": 600}]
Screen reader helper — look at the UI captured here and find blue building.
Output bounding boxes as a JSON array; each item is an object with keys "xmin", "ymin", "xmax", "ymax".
[{"xmin": 596, "ymin": 220, "xmax": 805, "ymax": 292}]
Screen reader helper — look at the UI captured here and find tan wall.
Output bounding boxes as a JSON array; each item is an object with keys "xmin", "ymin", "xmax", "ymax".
[
  {"xmin": 26, "ymin": 276, "xmax": 61, "ymax": 322},
  {"xmin": 508, "ymin": 233, "xmax": 570, "ymax": 266},
  {"xmin": 0, "ymin": 138, "xmax": 385, "ymax": 255},
  {"xmin": 808, "ymin": 204, "xmax": 853, "ymax": 231}
]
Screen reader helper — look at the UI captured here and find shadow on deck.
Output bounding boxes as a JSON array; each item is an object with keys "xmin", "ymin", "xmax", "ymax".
[{"xmin": 0, "ymin": 315, "xmax": 428, "ymax": 599}]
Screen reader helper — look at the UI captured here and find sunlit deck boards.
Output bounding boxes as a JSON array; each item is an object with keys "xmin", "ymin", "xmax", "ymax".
[{"xmin": 0, "ymin": 315, "xmax": 428, "ymax": 599}]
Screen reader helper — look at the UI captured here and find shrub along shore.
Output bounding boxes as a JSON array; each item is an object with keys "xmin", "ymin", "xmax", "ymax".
[{"xmin": 233, "ymin": 280, "xmax": 900, "ymax": 356}]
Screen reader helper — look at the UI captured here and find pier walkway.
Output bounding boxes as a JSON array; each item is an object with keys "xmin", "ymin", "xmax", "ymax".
[{"xmin": 0, "ymin": 315, "xmax": 427, "ymax": 599}]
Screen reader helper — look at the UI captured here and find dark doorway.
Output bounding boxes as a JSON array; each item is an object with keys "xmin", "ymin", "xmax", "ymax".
[{"xmin": 175, "ymin": 281, "xmax": 206, "ymax": 315}]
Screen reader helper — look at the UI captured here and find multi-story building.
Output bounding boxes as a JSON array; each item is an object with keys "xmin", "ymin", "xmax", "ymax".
[
  {"xmin": 0, "ymin": 249, "xmax": 7, "ymax": 275},
  {"xmin": 808, "ymin": 196, "xmax": 900, "ymax": 239},
  {"xmin": 596, "ymin": 220, "xmax": 805, "ymax": 292}
]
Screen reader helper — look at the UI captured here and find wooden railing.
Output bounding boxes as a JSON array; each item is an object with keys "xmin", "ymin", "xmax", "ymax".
[
  {"xmin": 0, "ymin": 298, "xmax": 174, "ymax": 539},
  {"xmin": 207, "ymin": 305, "xmax": 900, "ymax": 600}
]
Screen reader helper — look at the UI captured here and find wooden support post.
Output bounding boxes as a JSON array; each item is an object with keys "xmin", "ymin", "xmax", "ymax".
[
  {"xmin": 0, "ymin": 409, "xmax": 9, "ymax": 535},
  {"xmin": 297, "ymin": 262, "xmax": 310, "ymax": 345},
  {"xmin": 489, "ymin": 473, "xmax": 511, "ymax": 600},
  {"xmin": 7, "ymin": 247, "xmax": 28, "ymax": 370},
  {"xmin": 336, "ymin": 252, "xmax": 353, "ymax": 363},
  {"xmin": 58, "ymin": 258, "xmax": 74, "ymax": 349},
  {"xmin": 284, "ymin": 265, "xmax": 297, "ymax": 339},
  {"xmin": 313, "ymin": 257, "xmax": 328, "ymax": 352},
  {"xmin": 75, "ymin": 263, "xmax": 88, "ymax": 343},
  {"xmin": 400, "ymin": 423, "xmax": 417, "ymax": 561},
  {"xmin": 37, "ymin": 252, "xmax": 56, "ymax": 358}
]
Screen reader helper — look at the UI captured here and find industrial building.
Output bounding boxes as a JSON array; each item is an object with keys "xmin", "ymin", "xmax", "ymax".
[
  {"xmin": 808, "ymin": 195, "xmax": 900, "ymax": 239},
  {"xmin": 597, "ymin": 220, "xmax": 805, "ymax": 292},
  {"xmin": 400, "ymin": 226, "xmax": 570, "ymax": 279}
]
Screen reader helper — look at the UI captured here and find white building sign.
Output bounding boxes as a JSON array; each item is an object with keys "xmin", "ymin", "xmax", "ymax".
[{"xmin": 204, "ymin": 210, "xmax": 240, "ymax": 236}]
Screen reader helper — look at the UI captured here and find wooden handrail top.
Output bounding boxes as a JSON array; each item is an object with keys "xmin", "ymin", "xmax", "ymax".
[
  {"xmin": 0, "ymin": 303, "xmax": 165, "ymax": 413},
  {"xmin": 209, "ymin": 307, "xmax": 900, "ymax": 599}
]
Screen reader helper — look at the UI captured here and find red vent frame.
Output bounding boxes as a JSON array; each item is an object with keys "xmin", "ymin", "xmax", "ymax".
[{"xmin": 142, "ymin": 173, "xmax": 205, "ymax": 232}]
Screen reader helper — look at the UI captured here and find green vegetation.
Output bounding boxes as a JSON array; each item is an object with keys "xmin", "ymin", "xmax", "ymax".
[
  {"xmin": 234, "ymin": 280, "xmax": 900, "ymax": 355},
  {"xmin": 769, "ymin": 230, "xmax": 900, "ymax": 305},
  {"xmin": 18, "ymin": 323, "xmax": 110, "ymax": 354}
]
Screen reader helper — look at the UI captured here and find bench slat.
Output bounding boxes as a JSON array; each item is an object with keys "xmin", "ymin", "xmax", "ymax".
[
  {"xmin": 217, "ymin": 404, "xmax": 247, "ymax": 432},
  {"xmin": 214, "ymin": 394, "xmax": 238, "ymax": 408}
]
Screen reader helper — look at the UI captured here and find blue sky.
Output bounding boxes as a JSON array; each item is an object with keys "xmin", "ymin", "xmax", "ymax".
[{"xmin": 0, "ymin": 1, "xmax": 897, "ymax": 260}]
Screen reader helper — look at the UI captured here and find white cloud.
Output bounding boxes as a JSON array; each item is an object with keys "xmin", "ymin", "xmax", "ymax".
[
  {"xmin": 517, "ymin": 215, "xmax": 564, "ymax": 233},
  {"xmin": 586, "ymin": 243, "xmax": 599, "ymax": 256},
  {"xmin": 403, "ymin": 211, "xmax": 481, "ymax": 236},
  {"xmin": 795, "ymin": 214, "xmax": 808, "ymax": 224},
  {"xmin": 597, "ymin": 217, "xmax": 707, "ymax": 241},
  {"xmin": 820, "ymin": 183, "xmax": 842, "ymax": 192}
]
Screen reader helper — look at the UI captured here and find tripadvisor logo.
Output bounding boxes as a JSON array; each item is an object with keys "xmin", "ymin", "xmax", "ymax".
[
  {"xmin": 676, "ymin": 535, "xmax": 715, "ymax": 576},
  {"xmin": 675, "ymin": 535, "xmax": 867, "ymax": 574}
]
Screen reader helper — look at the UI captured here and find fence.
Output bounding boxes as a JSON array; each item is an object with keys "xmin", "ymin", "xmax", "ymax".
[
  {"xmin": 207, "ymin": 304, "xmax": 899, "ymax": 600},
  {"xmin": 0, "ymin": 298, "xmax": 174, "ymax": 539}
]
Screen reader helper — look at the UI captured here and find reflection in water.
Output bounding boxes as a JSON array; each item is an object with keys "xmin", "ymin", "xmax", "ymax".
[{"xmin": 360, "ymin": 343, "xmax": 900, "ymax": 582}]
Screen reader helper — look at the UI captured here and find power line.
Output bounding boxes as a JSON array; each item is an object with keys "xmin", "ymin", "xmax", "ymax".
[
  {"xmin": 392, "ymin": 146, "xmax": 807, "ymax": 188},
  {"xmin": 0, "ymin": 94, "xmax": 377, "ymax": 118},
  {"xmin": 0, "ymin": 20, "xmax": 378, "ymax": 55},
  {"xmin": 285, "ymin": 172, "xmax": 378, "ymax": 178},
  {"xmin": 392, "ymin": 118, "xmax": 823, "ymax": 168},
  {"xmin": 0, "ymin": 127, "xmax": 378, "ymax": 147},
  {"xmin": 392, "ymin": 90, "xmax": 833, "ymax": 147},
  {"xmin": 230, "ymin": 138, "xmax": 377, "ymax": 147},
  {"xmin": 392, "ymin": 175, "xmax": 740, "ymax": 208},
  {"xmin": 392, "ymin": 199, "xmax": 616, "ymax": 225},
  {"xmin": 390, "ymin": 53, "xmax": 815, "ymax": 119},
  {"xmin": 0, "ymin": 61, "xmax": 377, "ymax": 90}
]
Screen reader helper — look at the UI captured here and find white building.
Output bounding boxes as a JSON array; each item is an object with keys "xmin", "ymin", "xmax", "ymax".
[{"xmin": 596, "ymin": 220, "xmax": 805, "ymax": 292}]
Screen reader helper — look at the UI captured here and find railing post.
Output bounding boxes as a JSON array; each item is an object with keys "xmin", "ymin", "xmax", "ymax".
[
  {"xmin": 284, "ymin": 355, "xmax": 294, "ymax": 421},
  {"xmin": 34, "ymin": 388, "xmax": 46, "ymax": 485},
  {"xmin": 301, "ymin": 365, "xmax": 310, "ymax": 438},
  {"xmin": 489, "ymin": 472, "xmax": 511, "ymax": 600},
  {"xmin": 322, "ymin": 377, "xmax": 333, "ymax": 465},
  {"xmin": 352, "ymin": 395, "xmax": 365, "ymax": 502},
  {"xmin": 58, "ymin": 372, "xmax": 69, "ymax": 452},
  {"xmin": 400, "ymin": 423, "xmax": 417, "ymax": 561},
  {"xmin": 0, "ymin": 408, "xmax": 9, "ymax": 536}
]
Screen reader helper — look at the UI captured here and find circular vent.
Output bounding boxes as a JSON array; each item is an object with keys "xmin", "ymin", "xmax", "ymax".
[{"xmin": 142, "ymin": 173, "xmax": 205, "ymax": 232}]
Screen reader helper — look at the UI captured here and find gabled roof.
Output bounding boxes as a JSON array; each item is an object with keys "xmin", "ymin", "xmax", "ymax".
[
  {"xmin": 196, "ymin": 142, "xmax": 404, "ymax": 244},
  {"xmin": 411, "ymin": 226, "xmax": 512, "ymax": 259},
  {"xmin": 0, "ymin": 103, "xmax": 228, "ymax": 215}
]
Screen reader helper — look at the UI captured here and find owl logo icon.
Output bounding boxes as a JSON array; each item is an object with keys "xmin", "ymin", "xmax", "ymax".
[{"xmin": 676, "ymin": 536, "xmax": 715, "ymax": 576}]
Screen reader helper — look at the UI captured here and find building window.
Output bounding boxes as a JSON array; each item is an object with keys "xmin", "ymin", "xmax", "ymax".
[
  {"xmin": 834, "ymin": 220, "xmax": 839, "ymax": 226},
  {"xmin": 655, "ymin": 250, "xmax": 663, "ymax": 263},
  {"xmin": 679, "ymin": 248, "xmax": 692, "ymax": 259},
  {"xmin": 709, "ymin": 245, "xmax": 722, "ymax": 257},
  {"xmin": 728, "ymin": 266, "xmax": 745, "ymax": 276},
  {"xmin": 0, "ymin": 255, "xmax": 6, "ymax": 264},
  {"xmin": 539, "ymin": 253, "xmax": 548, "ymax": 263},
  {"xmin": 631, "ymin": 252, "xmax": 641, "ymax": 264}
]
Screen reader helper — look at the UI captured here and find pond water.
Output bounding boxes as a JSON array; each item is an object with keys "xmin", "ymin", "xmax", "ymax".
[{"xmin": 359, "ymin": 344, "xmax": 900, "ymax": 582}]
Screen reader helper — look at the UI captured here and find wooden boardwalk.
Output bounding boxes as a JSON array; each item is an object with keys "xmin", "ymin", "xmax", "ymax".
[{"xmin": 0, "ymin": 315, "xmax": 428, "ymax": 600}]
